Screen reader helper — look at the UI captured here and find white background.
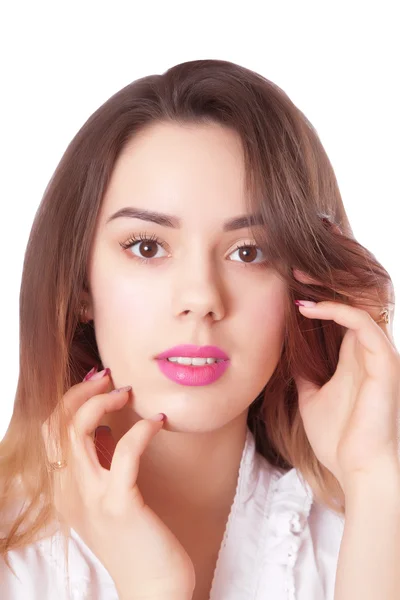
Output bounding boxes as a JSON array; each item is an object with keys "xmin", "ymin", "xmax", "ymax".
[{"xmin": 0, "ymin": 1, "xmax": 398, "ymax": 439}]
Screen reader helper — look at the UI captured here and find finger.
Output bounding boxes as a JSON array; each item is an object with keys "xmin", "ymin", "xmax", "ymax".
[
  {"xmin": 73, "ymin": 387, "xmax": 131, "ymax": 438},
  {"xmin": 64, "ymin": 369, "xmax": 113, "ymax": 419},
  {"xmin": 41, "ymin": 370, "xmax": 113, "ymax": 462},
  {"xmin": 41, "ymin": 419, "xmax": 73, "ymax": 516},
  {"xmin": 48, "ymin": 392, "xmax": 131, "ymax": 517},
  {"xmin": 297, "ymin": 301, "xmax": 399, "ymax": 378},
  {"xmin": 292, "ymin": 269, "xmax": 395, "ymax": 337},
  {"xmin": 41, "ymin": 418, "xmax": 64, "ymax": 466},
  {"xmin": 70, "ymin": 388, "xmax": 131, "ymax": 475},
  {"xmin": 107, "ymin": 415, "xmax": 166, "ymax": 504}
]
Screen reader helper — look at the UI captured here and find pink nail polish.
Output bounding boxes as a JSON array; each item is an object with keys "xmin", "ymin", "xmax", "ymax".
[
  {"xmin": 150, "ymin": 413, "xmax": 166, "ymax": 422},
  {"xmin": 90, "ymin": 368, "xmax": 111, "ymax": 381},
  {"xmin": 83, "ymin": 366, "xmax": 98, "ymax": 381},
  {"xmin": 110, "ymin": 385, "xmax": 132, "ymax": 394},
  {"xmin": 294, "ymin": 300, "xmax": 317, "ymax": 308}
]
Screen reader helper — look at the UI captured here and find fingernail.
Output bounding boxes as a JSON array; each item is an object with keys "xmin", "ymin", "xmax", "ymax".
[
  {"xmin": 110, "ymin": 385, "xmax": 132, "ymax": 394},
  {"xmin": 90, "ymin": 368, "xmax": 111, "ymax": 381},
  {"xmin": 294, "ymin": 300, "xmax": 317, "ymax": 308},
  {"xmin": 150, "ymin": 413, "xmax": 166, "ymax": 422},
  {"xmin": 83, "ymin": 366, "xmax": 98, "ymax": 381}
]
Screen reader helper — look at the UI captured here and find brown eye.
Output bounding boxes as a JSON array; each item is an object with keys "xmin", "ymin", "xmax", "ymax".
[
  {"xmin": 229, "ymin": 244, "xmax": 264, "ymax": 264},
  {"xmin": 238, "ymin": 246, "xmax": 258, "ymax": 263},
  {"xmin": 119, "ymin": 234, "xmax": 168, "ymax": 261},
  {"xmin": 137, "ymin": 240, "xmax": 158, "ymax": 258}
]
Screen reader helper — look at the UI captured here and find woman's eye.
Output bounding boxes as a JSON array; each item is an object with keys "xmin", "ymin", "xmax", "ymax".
[
  {"xmin": 120, "ymin": 236, "xmax": 168, "ymax": 260},
  {"xmin": 134, "ymin": 240, "xmax": 167, "ymax": 259},
  {"xmin": 120, "ymin": 235, "xmax": 265, "ymax": 265},
  {"xmin": 228, "ymin": 244, "xmax": 265, "ymax": 264}
]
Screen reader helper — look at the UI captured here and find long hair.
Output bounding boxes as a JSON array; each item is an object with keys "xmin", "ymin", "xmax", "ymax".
[{"xmin": 1, "ymin": 59, "xmax": 393, "ymax": 572}]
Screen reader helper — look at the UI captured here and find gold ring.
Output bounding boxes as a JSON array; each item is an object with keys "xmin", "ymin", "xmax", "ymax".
[
  {"xmin": 375, "ymin": 309, "xmax": 389, "ymax": 325},
  {"xmin": 48, "ymin": 460, "xmax": 68, "ymax": 471}
]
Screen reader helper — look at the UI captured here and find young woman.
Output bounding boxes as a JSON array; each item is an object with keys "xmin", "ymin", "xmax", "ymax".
[{"xmin": 0, "ymin": 59, "xmax": 399, "ymax": 600}]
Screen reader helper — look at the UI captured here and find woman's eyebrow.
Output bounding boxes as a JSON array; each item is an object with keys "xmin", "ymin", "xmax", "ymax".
[{"xmin": 105, "ymin": 206, "xmax": 263, "ymax": 231}]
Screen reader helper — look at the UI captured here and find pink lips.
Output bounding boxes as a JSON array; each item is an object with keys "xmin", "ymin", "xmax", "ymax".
[
  {"xmin": 157, "ymin": 345, "xmax": 229, "ymax": 360},
  {"xmin": 156, "ymin": 344, "xmax": 230, "ymax": 387}
]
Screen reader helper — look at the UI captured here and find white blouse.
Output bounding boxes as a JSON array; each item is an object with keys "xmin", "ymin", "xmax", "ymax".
[{"xmin": 0, "ymin": 427, "xmax": 345, "ymax": 599}]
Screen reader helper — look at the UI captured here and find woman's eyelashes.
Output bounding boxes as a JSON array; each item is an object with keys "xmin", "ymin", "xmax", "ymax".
[
  {"xmin": 119, "ymin": 232, "xmax": 168, "ymax": 261},
  {"xmin": 119, "ymin": 232, "xmax": 268, "ymax": 266}
]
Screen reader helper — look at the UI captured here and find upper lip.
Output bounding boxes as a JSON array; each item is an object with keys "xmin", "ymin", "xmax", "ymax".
[{"xmin": 156, "ymin": 344, "xmax": 229, "ymax": 360}]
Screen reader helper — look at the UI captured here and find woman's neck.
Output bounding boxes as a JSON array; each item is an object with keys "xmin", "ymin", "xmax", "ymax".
[{"xmin": 106, "ymin": 407, "xmax": 249, "ymax": 517}]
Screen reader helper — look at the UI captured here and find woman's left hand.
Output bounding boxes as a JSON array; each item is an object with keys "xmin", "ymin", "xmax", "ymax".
[{"xmin": 292, "ymin": 269, "xmax": 400, "ymax": 492}]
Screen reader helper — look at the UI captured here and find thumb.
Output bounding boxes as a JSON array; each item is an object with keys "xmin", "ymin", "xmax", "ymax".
[{"xmin": 94, "ymin": 426, "xmax": 116, "ymax": 470}]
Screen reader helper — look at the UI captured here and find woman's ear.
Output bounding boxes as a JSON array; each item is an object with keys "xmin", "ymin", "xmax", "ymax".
[{"xmin": 80, "ymin": 291, "xmax": 94, "ymax": 321}]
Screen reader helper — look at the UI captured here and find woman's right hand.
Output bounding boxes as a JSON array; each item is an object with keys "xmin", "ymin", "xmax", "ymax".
[{"xmin": 41, "ymin": 368, "xmax": 196, "ymax": 600}]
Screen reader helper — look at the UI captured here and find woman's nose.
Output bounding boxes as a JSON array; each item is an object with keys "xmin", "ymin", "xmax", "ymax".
[{"xmin": 171, "ymin": 262, "xmax": 226, "ymax": 322}]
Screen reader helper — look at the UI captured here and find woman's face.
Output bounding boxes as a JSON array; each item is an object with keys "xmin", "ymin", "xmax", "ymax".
[{"xmin": 87, "ymin": 121, "xmax": 287, "ymax": 432}]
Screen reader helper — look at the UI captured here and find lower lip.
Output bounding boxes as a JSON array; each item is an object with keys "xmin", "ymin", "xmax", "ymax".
[{"xmin": 156, "ymin": 359, "xmax": 230, "ymax": 386}]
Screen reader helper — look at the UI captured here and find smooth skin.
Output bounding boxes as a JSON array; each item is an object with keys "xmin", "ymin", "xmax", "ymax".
[
  {"xmin": 76, "ymin": 122, "xmax": 288, "ymax": 600},
  {"xmin": 42, "ymin": 375, "xmax": 195, "ymax": 600}
]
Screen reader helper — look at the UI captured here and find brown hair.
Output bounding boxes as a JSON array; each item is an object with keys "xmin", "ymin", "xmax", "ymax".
[{"xmin": 1, "ymin": 59, "xmax": 393, "ymax": 574}]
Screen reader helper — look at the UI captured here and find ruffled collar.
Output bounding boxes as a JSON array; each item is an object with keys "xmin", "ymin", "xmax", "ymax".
[{"xmin": 209, "ymin": 427, "xmax": 316, "ymax": 600}]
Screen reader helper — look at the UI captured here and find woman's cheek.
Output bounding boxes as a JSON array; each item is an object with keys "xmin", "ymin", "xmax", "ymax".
[
  {"xmin": 245, "ymin": 286, "xmax": 287, "ymax": 361},
  {"xmin": 108, "ymin": 278, "xmax": 165, "ymax": 332}
]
